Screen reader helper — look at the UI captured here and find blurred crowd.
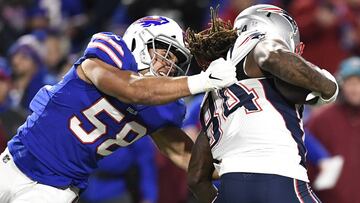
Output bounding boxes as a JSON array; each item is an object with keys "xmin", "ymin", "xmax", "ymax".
[{"xmin": 0, "ymin": 0, "xmax": 359, "ymax": 203}]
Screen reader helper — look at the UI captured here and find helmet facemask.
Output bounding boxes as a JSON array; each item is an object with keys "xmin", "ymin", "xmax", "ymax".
[
  {"xmin": 123, "ymin": 17, "xmax": 192, "ymax": 77},
  {"xmin": 146, "ymin": 34, "xmax": 192, "ymax": 77}
]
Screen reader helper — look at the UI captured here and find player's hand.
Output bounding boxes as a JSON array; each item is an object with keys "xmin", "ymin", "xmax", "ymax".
[
  {"xmin": 187, "ymin": 58, "xmax": 237, "ymax": 94},
  {"xmin": 306, "ymin": 68, "xmax": 339, "ymax": 105},
  {"xmin": 205, "ymin": 58, "xmax": 237, "ymax": 89}
]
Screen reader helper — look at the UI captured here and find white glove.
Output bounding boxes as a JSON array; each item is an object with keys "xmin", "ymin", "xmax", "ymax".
[
  {"xmin": 187, "ymin": 58, "xmax": 237, "ymax": 94},
  {"xmin": 306, "ymin": 68, "xmax": 339, "ymax": 106},
  {"xmin": 314, "ymin": 155, "xmax": 344, "ymax": 190}
]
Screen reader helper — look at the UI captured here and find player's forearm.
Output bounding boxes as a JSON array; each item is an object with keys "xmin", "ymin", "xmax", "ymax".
[
  {"xmin": 151, "ymin": 127, "xmax": 193, "ymax": 170},
  {"xmin": 260, "ymin": 50, "xmax": 337, "ymax": 99},
  {"xmin": 125, "ymin": 57, "xmax": 239, "ymax": 104},
  {"xmin": 155, "ymin": 139, "xmax": 192, "ymax": 171},
  {"xmin": 188, "ymin": 181, "xmax": 218, "ymax": 203},
  {"xmin": 125, "ymin": 75, "xmax": 191, "ymax": 105},
  {"xmin": 187, "ymin": 131, "xmax": 217, "ymax": 202},
  {"xmin": 82, "ymin": 58, "xmax": 193, "ymax": 105},
  {"xmin": 96, "ymin": 71, "xmax": 191, "ymax": 105}
]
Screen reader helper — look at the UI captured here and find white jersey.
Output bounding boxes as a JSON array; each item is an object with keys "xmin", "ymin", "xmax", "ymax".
[{"xmin": 200, "ymin": 74, "xmax": 309, "ymax": 182}]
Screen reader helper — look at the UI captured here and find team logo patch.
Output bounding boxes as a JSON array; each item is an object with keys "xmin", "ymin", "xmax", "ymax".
[
  {"xmin": 2, "ymin": 154, "xmax": 10, "ymax": 163},
  {"xmin": 137, "ymin": 16, "xmax": 169, "ymax": 27}
]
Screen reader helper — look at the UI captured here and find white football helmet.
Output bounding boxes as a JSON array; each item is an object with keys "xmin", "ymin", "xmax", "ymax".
[
  {"xmin": 123, "ymin": 16, "xmax": 192, "ymax": 76},
  {"xmin": 233, "ymin": 4, "xmax": 304, "ymax": 54}
]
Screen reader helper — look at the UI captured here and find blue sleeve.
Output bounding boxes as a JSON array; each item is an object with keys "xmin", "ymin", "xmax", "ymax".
[
  {"xmin": 84, "ymin": 32, "xmax": 126, "ymax": 69},
  {"xmin": 183, "ymin": 94, "xmax": 204, "ymax": 128},
  {"xmin": 133, "ymin": 136, "xmax": 158, "ymax": 202},
  {"xmin": 304, "ymin": 128, "xmax": 330, "ymax": 165},
  {"xmin": 177, "ymin": 99, "xmax": 187, "ymax": 127}
]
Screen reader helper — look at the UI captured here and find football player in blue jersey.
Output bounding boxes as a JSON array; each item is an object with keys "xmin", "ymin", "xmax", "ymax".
[{"xmin": 0, "ymin": 16, "xmax": 237, "ymax": 203}]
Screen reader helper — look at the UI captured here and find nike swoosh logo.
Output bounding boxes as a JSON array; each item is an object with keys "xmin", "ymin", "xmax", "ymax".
[{"xmin": 209, "ymin": 74, "xmax": 222, "ymax": 81}]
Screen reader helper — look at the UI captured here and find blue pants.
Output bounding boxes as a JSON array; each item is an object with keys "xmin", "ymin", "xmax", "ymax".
[{"xmin": 214, "ymin": 173, "xmax": 321, "ymax": 203}]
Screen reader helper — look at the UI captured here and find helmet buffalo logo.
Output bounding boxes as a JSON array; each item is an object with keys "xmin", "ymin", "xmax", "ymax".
[{"xmin": 138, "ymin": 16, "xmax": 170, "ymax": 27}]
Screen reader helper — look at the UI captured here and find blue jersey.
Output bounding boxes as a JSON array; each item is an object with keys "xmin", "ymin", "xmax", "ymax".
[
  {"xmin": 81, "ymin": 136, "xmax": 157, "ymax": 202},
  {"xmin": 8, "ymin": 32, "xmax": 186, "ymax": 189}
]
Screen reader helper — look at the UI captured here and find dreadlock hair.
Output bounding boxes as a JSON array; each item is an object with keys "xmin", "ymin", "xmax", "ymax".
[{"xmin": 185, "ymin": 6, "xmax": 238, "ymax": 70}]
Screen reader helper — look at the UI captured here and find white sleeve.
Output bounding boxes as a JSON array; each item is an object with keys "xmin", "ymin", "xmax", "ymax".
[{"xmin": 227, "ymin": 30, "xmax": 265, "ymax": 66}]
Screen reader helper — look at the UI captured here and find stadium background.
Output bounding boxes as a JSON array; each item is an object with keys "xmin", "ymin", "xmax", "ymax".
[{"xmin": 0, "ymin": 0, "xmax": 359, "ymax": 202}]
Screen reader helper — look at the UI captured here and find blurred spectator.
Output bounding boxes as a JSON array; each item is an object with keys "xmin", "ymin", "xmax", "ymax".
[
  {"xmin": 219, "ymin": 0, "xmax": 254, "ymax": 23},
  {"xmin": 304, "ymin": 129, "xmax": 344, "ymax": 191},
  {"xmin": 0, "ymin": 0, "xmax": 32, "ymax": 56},
  {"xmin": 338, "ymin": 0, "xmax": 360, "ymax": 55},
  {"xmin": 0, "ymin": 57, "xmax": 26, "ymax": 138},
  {"xmin": 288, "ymin": 0, "xmax": 349, "ymax": 74},
  {"xmin": 64, "ymin": 0, "xmax": 119, "ymax": 53},
  {"xmin": 41, "ymin": 29, "xmax": 70, "ymax": 77},
  {"xmin": 8, "ymin": 34, "xmax": 56, "ymax": 110},
  {"xmin": 0, "ymin": 58, "xmax": 12, "ymax": 112},
  {"xmin": 57, "ymin": 53, "xmax": 79, "ymax": 78},
  {"xmin": 0, "ymin": 126, "xmax": 6, "ymax": 152},
  {"xmin": 80, "ymin": 136, "xmax": 157, "ymax": 203},
  {"xmin": 37, "ymin": 0, "xmax": 85, "ymax": 28},
  {"xmin": 155, "ymin": 152, "xmax": 188, "ymax": 203},
  {"xmin": 0, "ymin": 57, "xmax": 12, "ymax": 151},
  {"xmin": 25, "ymin": 4, "xmax": 49, "ymax": 32},
  {"xmin": 306, "ymin": 56, "xmax": 360, "ymax": 203},
  {"xmin": 26, "ymin": 0, "xmax": 87, "ymax": 53}
]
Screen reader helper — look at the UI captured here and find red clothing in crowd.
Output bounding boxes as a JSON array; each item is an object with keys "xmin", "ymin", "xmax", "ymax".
[
  {"xmin": 156, "ymin": 152, "xmax": 188, "ymax": 203},
  {"xmin": 0, "ymin": 124, "xmax": 7, "ymax": 152},
  {"xmin": 289, "ymin": 0, "xmax": 349, "ymax": 74},
  {"xmin": 306, "ymin": 102, "xmax": 360, "ymax": 203}
]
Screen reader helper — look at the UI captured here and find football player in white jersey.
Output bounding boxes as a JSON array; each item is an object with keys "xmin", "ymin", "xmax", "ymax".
[{"xmin": 185, "ymin": 5, "xmax": 338, "ymax": 203}]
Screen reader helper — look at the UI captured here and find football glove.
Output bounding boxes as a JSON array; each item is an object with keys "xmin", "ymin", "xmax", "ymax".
[
  {"xmin": 306, "ymin": 68, "xmax": 339, "ymax": 105},
  {"xmin": 187, "ymin": 58, "xmax": 237, "ymax": 94}
]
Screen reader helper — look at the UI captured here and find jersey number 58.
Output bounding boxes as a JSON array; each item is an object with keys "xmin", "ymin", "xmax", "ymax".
[{"xmin": 69, "ymin": 98, "xmax": 147, "ymax": 156}]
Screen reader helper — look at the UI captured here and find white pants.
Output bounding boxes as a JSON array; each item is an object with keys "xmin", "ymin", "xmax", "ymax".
[{"xmin": 0, "ymin": 148, "xmax": 79, "ymax": 203}]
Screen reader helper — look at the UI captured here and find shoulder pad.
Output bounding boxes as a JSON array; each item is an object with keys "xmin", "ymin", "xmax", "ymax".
[
  {"xmin": 84, "ymin": 32, "xmax": 126, "ymax": 69},
  {"xmin": 227, "ymin": 30, "xmax": 265, "ymax": 66}
]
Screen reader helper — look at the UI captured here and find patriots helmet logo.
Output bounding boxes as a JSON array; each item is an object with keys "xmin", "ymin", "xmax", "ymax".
[
  {"xmin": 137, "ymin": 16, "xmax": 170, "ymax": 27},
  {"xmin": 256, "ymin": 6, "xmax": 298, "ymax": 33}
]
